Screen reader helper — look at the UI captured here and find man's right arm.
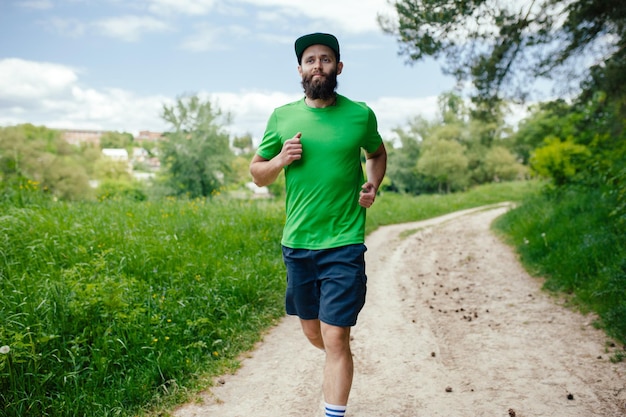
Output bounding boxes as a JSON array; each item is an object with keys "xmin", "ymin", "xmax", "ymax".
[
  {"xmin": 249, "ymin": 154, "xmax": 284, "ymax": 187},
  {"xmin": 249, "ymin": 133, "xmax": 302, "ymax": 187}
]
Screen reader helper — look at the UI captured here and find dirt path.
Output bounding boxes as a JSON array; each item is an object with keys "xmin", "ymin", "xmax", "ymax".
[{"xmin": 173, "ymin": 204, "xmax": 626, "ymax": 417}]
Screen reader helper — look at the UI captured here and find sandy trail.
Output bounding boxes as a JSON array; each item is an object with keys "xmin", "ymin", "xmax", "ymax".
[{"xmin": 173, "ymin": 204, "xmax": 626, "ymax": 417}]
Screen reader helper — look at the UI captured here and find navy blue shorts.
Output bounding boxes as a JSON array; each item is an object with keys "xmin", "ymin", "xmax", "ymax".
[{"xmin": 281, "ymin": 244, "xmax": 367, "ymax": 327}]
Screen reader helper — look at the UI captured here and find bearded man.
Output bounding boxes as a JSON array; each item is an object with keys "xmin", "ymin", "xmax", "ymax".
[{"xmin": 250, "ymin": 33, "xmax": 387, "ymax": 417}]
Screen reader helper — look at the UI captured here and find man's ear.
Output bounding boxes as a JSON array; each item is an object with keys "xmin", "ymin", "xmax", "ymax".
[
  {"xmin": 297, "ymin": 65, "xmax": 303, "ymax": 76},
  {"xmin": 337, "ymin": 62, "xmax": 344, "ymax": 75}
]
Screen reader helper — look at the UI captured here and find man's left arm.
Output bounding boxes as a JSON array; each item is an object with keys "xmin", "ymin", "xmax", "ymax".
[{"xmin": 359, "ymin": 143, "xmax": 387, "ymax": 208}]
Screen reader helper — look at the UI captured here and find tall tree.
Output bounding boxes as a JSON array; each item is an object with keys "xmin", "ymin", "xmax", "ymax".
[
  {"xmin": 159, "ymin": 95, "xmax": 234, "ymax": 198},
  {"xmin": 379, "ymin": 0, "xmax": 626, "ymax": 105},
  {"xmin": 417, "ymin": 138, "xmax": 469, "ymax": 193},
  {"xmin": 387, "ymin": 115, "xmax": 434, "ymax": 194}
]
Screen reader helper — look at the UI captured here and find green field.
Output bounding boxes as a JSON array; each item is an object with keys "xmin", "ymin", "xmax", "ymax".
[{"xmin": 6, "ymin": 179, "xmax": 624, "ymax": 416}]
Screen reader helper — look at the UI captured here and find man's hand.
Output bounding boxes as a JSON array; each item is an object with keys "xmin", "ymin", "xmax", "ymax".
[
  {"xmin": 249, "ymin": 133, "xmax": 303, "ymax": 187},
  {"xmin": 278, "ymin": 132, "xmax": 302, "ymax": 166},
  {"xmin": 359, "ymin": 182, "xmax": 377, "ymax": 208}
]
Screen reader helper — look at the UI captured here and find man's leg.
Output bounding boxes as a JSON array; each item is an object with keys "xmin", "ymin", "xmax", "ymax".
[
  {"xmin": 320, "ymin": 322, "xmax": 353, "ymax": 406},
  {"xmin": 300, "ymin": 318, "xmax": 325, "ymax": 350}
]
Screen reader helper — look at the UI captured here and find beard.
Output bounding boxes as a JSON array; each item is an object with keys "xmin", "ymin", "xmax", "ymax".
[{"xmin": 301, "ymin": 68, "xmax": 338, "ymax": 100}]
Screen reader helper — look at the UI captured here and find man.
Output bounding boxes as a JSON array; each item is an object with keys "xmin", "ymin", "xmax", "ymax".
[{"xmin": 250, "ymin": 32, "xmax": 387, "ymax": 417}]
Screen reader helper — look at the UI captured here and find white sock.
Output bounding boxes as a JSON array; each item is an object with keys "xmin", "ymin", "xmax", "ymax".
[{"xmin": 324, "ymin": 403, "xmax": 347, "ymax": 417}]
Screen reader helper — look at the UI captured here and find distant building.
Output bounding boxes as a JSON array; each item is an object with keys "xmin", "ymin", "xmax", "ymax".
[
  {"xmin": 136, "ymin": 131, "xmax": 164, "ymax": 142},
  {"xmin": 62, "ymin": 129, "xmax": 104, "ymax": 146},
  {"xmin": 61, "ymin": 129, "xmax": 165, "ymax": 147},
  {"xmin": 102, "ymin": 148, "xmax": 129, "ymax": 161}
]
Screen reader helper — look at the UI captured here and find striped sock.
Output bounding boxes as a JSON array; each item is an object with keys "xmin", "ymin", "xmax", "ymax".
[{"xmin": 325, "ymin": 403, "xmax": 347, "ymax": 417}]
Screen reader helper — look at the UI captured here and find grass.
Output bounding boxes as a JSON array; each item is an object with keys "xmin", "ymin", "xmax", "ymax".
[{"xmin": 0, "ymin": 197, "xmax": 286, "ymax": 416}]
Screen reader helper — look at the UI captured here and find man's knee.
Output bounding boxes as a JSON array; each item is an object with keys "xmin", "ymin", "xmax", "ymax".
[{"xmin": 320, "ymin": 323, "xmax": 351, "ymax": 352}]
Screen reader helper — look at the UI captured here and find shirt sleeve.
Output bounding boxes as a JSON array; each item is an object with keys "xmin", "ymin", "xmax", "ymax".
[
  {"xmin": 256, "ymin": 111, "xmax": 284, "ymax": 160},
  {"xmin": 363, "ymin": 106, "xmax": 383, "ymax": 153}
]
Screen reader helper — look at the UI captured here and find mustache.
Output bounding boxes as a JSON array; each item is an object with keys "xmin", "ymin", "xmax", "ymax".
[
  {"xmin": 301, "ymin": 69, "xmax": 338, "ymax": 100},
  {"xmin": 305, "ymin": 71, "xmax": 328, "ymax": 80}
]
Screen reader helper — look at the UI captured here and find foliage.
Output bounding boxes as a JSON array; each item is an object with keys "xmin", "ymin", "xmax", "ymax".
[
  {"xmin": 93, "ymin": 158, "xmax": 132, "ymax": 182},
  {"xmin": 417, "ymin": 138, "xmax": 469, "ymax": 193},
  {"xmin": 380, "ymin": 0, "xmax": 626, "ymax": 106},
  {"xmin": 386, "ymin": 117, "xmax": 432, "ymax": 194},
  {"xmin": 232, "ymin": 134, "xmax": 254, "ymax": 155},
  {"xmin": 99, "ymin": 131, "xmax": 134, "ymax": 149},
  {"xmin": 96, "ymin": 180, "xmax": 148, "ymax": 202},
  {"xmin": 530, "ymin": 137, "xmax": 591, "ymax": 185},
  {"xmin": 483, "ymin": 146, "xmax": 527, "ymax": 181},
  {"xmin": 0, "ymin": 124, "xmax": 94, "ymax": 201},
  {"xmin": 510, "ymin": 100, "xmax": 577, "ymax": 164},
  {"xmin": 0, "ymin": 197, "xmax": 286, "ymax": 416},
  {"xmin": 159, "ymin": 95, "xmax": 235, "ymax": 198},
  {"xmin": 388, "ymin": 91, "xmax": 524, "ymax": 193}
]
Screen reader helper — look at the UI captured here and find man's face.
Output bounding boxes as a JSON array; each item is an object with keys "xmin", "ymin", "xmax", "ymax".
[{"xmin": 298, "ymin": 44, "xmax": 343, "ymax": 100}]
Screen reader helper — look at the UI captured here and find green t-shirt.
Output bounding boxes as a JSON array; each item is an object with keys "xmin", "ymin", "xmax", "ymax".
[{"xmin": 257, "ymin": 94, "xmax": 383, "ymax": 249}]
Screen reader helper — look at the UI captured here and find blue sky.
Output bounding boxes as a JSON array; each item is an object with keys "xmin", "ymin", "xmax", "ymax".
[{"xmin": 0, "ymin": 0, "xmax": 458, "ymax": 143}]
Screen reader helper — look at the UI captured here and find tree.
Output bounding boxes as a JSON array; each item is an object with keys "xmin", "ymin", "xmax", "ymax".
[
  {"xmin": 0, "ymin": 124, "xmax": 92, "ymax": 200},
  {"xmin": 41, "ymin": 156, "xmax": 91, "ymax": 200},
  {"xmin": 387, "ymin": 116, "xmax": 434, "ymax": 194},
  {"xmin": 483, "ymin": 146, "xmax": 527, "ymax": 181},
  {"xmin": 510, "ymin": 100, "xmax": 576, "ymax": 164},
  {"xmin": 380, "ymin": 0, "xmax": 626, "ymax": 105},
  {"xmin": 530, "ymin": 137, "xmax": 591, "ymax": 186},
  {"xmin": 232, "ymin": 134, "xmax": 254, "ymax": 155},
  {"xmin": 93, "ymin": 158, "xmax": 132, "ymax": 182},
  {"xmin": 159, "ymin": 95, "xmax": 234, "ymax": 198},
  {"xmin": 417, "ymin": 139, "xmax": 469, "ymax": 193},
  {"xmin": 100, "ymin": 131, "xmax": 134, "ymax": 149}
]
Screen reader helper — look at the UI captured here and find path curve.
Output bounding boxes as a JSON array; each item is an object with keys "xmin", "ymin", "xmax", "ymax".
[{"xmin": 174, "ymin": 204, "xmax": 626, "ymax": 417}]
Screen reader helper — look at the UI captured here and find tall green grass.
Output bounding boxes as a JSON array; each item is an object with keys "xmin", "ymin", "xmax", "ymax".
[
  {"xmin": 493, "ymin": 186, "xmax": 626, "ymax": 345},
  {"xmin": 0, "ymin": 197, "xmax": 286, "ymax": 416},
  {"xmin": 0, "ymin": 180, "xmax": 538, "ymax": 416}
]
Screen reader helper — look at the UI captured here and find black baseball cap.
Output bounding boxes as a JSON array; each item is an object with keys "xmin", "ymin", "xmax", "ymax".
[{"xmin": 294, "ymin": 33, "xmax": 340, "ymax": 64}]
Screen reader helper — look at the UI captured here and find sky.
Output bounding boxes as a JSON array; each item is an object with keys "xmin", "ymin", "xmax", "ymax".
[{"xmin": 0, "ymin": 0, "xmax": 459, "ymax": 144}]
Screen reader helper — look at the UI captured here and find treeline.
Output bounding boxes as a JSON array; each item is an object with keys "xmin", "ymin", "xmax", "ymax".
[{"xmin": 0, "ymin": 92, "xmax": 552, "ymax": 204}]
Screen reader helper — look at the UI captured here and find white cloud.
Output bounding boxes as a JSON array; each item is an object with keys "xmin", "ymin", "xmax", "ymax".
[
  {"xmin": 148, "ymin": 0, "xmax": 218, "ymax": 16},
  {"xmin": 0, "ymin": 58, "xmax": 170, "ymax": 134},
  {"xmin": 95, "ymin": 15, "xmax": 171, "ymax": 42},
  {"xmin": 210, "ymin": 90, "xmax": 300, "ymax": 142},
  {"xmin": 0, "ymin": 58, "xmax": 78, "ymax": 101},
  {"xmin": 369, "ymin": 96, "xmax": 440, "ymax": 141}
]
